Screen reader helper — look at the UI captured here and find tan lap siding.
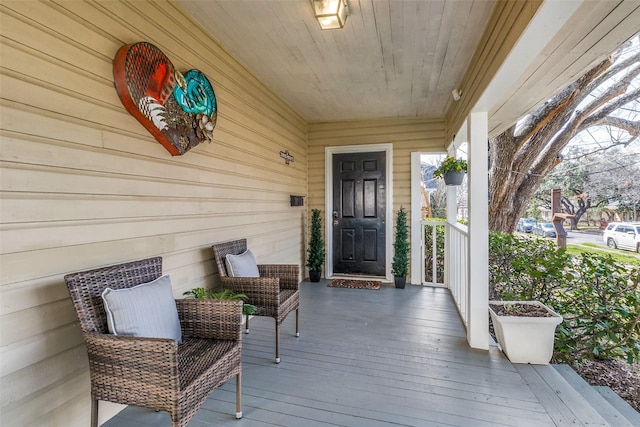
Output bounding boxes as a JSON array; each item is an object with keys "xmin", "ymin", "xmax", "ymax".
[{"xmin": 0, "ymin": 1, "xmax": 307, "ymax": 425}]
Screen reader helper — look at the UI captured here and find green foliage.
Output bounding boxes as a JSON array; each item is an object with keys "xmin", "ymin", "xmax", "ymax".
[
  {"xmin": 553, "ymin": 253, "xmax": 640, "ymax": 363},
  {"xmin": 433, "ymin": 156, "xmax": 467, "ymax": 178},
  {"xmin": 565, "ymin": 242, "xmax": 640, "ymax": 266},
  {"xmin": 489, "ymin": 232, "xmax": 571, "ymax": 302},
  {"xmin": 392, "ymin": 207, "xmax": 409, "ymax": 277},
  {"xmin": 306, "ymin": 209, "xmax": 325, "ymax": 271},
  {"xmin": 183, "ymin": 288, "xmax": 257, "ymax": 316},
  {"xmin": 423, "ymin": 220, "xmax": 445, "ymax": 283},
  {"xmin": 489, "ymin": 231, "xmax": 640, "ymax": 364}
]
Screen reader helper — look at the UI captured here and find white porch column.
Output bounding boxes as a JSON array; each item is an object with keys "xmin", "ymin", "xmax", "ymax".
[
  {"xmin": 466, "ymin": 112, "xmax": 489, "ymax": 350},
  {"xmin": 410, "ymin": 152, "xmax": 422, "ymax": 285}
]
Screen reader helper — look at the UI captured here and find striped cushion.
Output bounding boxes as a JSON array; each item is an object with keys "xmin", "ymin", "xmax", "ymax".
[
  {"xmin": 102, "ymin": 274, "xmax": 182, "ymax": 343},
  {"xmin": 225, "ymin": 249, "xmax": 260, "ymax": 277}
]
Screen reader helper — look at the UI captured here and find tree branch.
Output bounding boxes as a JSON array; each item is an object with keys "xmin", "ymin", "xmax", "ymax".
[{"xmin": 515, "ymin": 57, "xmax": 613, "ymax": 143}]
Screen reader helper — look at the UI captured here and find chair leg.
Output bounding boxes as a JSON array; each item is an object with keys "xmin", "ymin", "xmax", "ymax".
[
  {"xmin": 295, "ymin": 308, "xmax": 300, "ymax": 337},
  {"xmin": 275, "ymin": 323, "xmax": 280, "ymax": 364},
  {"xmin": 245, "ymin": 314, "xmax": 250, "ymax": 334},
  {"xmin": 235, "ymin": 372, "xmax": 242, "ymax": 419},
  {"xmin": 90, "ymin": 395, "xmax": 98, "ymax": 427}
]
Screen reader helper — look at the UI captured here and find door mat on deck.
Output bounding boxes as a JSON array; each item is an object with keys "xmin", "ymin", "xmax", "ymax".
[{"xmin": 328, "ymin": 279, "xmax": 381, "ymax": 290}]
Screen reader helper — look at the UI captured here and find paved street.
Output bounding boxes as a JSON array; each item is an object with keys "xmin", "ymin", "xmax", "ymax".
[{"xmin": 565, "ymin": 230, "xmax": 605, "ymax": 247}]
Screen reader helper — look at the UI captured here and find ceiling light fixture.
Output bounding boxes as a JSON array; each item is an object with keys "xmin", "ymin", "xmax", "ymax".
[
  {"xmin": 452, "ymin": 89, "xmax": 462, "ymax": 101},
  {"xmin": 312, "ymin": 0, "xmax": 348, "ymax": 30}
]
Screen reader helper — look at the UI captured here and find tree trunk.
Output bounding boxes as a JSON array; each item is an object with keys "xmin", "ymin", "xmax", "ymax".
[{"xmin": 487, "ymin": 45, "xmax": 640, "ymax": 233}]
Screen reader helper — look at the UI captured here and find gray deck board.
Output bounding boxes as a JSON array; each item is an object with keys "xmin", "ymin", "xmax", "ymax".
[
  {"xmin": 103, "ymin": 281, "xmax": 608, "ymax": 427},
  {"xmin": 594, "ymin": 386, "xmax": 640, "ymax": 425},
  {"xmin": 552, "ymin": 364, "xmax": 634, "ymax": 426}
]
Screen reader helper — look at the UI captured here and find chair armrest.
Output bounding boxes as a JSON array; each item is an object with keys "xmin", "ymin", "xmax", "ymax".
[
  {"xmin": 258, "ymin": 264, "xmax": 300, "ymax": 290},
  {"xmin": 221, "ymin": 276, "xmax": 280, "ymax": 306},
  {"xmin": 176, "ymin": 299, "xmax": 243, "ymax": 340},
  {"xmin": 84, "ymin": 332, "xmax": 179, "ymax": 395}
]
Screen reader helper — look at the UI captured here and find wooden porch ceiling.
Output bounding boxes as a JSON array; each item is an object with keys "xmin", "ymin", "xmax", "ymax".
[
  {"xmin": 176, "ymin": 0, "xmax": 496, "ymax": 122},
  {"xmin": 176, "ymin": 0, "xmax": 639, "ymax": 137}
]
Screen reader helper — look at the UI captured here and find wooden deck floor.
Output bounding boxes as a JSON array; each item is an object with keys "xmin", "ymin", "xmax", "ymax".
[{"xmin": 102, "ymin": 281, "xmax": 580, "ymax": 426}]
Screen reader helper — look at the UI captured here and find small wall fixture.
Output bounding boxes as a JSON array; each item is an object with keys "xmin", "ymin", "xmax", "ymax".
[
  {"xmin": 452, "ymin": 89, "xmax": 462, "ymax": 101},
  {"xmin": 312, "ymin": 0, "xmax": 348, "ymax": 30}
]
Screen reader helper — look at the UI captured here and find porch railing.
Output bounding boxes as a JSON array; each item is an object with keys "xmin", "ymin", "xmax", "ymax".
[{"xmin": 421, "ymin": 220, "xmax": 469, "ymax": 327}]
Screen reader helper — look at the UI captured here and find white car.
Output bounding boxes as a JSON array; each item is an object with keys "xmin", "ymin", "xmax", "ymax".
[{"xmin": 603, "ymin": 222, "xmax": 640, "ymax": 253}]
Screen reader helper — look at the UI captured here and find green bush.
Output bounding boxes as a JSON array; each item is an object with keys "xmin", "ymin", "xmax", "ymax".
[
  {"xmin": 554, "ymin": 253, "xmax": 640, "ymax": 363},
  {"xmin": 489, "ymin": 232, "xmax": 640, "ymax": 364},
  {"xmin": 423, "ymin": 219, "xmax": 445, "ymax": 283}
]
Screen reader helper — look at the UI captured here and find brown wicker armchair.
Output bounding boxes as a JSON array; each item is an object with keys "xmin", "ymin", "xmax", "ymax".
[
  {"xmin": 64, "ymin": 257, "xmax": 243, "ymax": 427},
  {"xmin": 212, "ymin": 239, "xmax": 300, "ymax": 363}
]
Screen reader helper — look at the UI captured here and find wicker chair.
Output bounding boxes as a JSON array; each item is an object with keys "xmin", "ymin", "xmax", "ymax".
[
  {"xmin": 212, "ymin": 239, "xmax": 300, "ymax": 363},
  {"xmin": 64, "ymin": 257, "xmax": 243, "ymax": 427}
]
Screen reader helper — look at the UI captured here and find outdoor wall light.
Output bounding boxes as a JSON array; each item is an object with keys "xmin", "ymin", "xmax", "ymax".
[
  {"xmin": 452, "ymin": 89, "xmax": 462, "ymax": 101},
  {"xmin": 312, "ymin": 0, "xmax": 348, "ymax": 30}
]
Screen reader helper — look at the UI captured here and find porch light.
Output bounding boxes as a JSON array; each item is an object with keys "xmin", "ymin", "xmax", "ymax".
[{"xmin": 312, "ymin": 0, "xmax": 348, "ymax": 30}]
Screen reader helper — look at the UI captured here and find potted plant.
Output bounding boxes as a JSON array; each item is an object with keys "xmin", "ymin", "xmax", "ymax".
[
  {"xmin": 391, "ymin": 206, "xmax": 409, "ymax": 288},
  {"xmin": 183, "ymin": 288, "xmax": 257, "ymax": 316},
  {"xmin": 488, "ymin": 300, "xmax": 563, "ymax": 364},
  {"xmin": 306, "ymin": 209, "xmax": 325, "ymax": 282},
  {"xmin": 433, "ymin": 156, "xmax": 467, "ymax": 186}
]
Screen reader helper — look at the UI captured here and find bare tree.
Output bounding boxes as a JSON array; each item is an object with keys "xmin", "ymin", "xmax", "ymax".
[
  {"xmin": 489, "ymin": 36, "xmax": 640, "ymax": 232},
  {"xmin": 531, "ymin": 150, "xmax": 638, "ymax": 229}
]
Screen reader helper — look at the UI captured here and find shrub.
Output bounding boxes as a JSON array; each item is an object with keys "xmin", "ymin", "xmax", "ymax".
[
  {"xmin": 489, "ymin": 231, "xmax": 640, "ymax": 364},
  {"xmin": 554, "ymin": 253, "xmax": 639, "ymax": 364},
  {"xmin": 489, "ymin": 232, "xmax": 570, "ymax": 302},
  {"xmin": 423, "ymin": 219, "xmax": 445, "ymax": 283}
]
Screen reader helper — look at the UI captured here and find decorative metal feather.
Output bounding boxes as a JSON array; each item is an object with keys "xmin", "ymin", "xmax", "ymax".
[{"xmin": 138, "ymin": 96, "xmax": 168, "ymax": 131}]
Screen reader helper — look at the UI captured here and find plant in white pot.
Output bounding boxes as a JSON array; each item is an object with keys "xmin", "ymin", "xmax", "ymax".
[
  {"xmin": 433, "ymin": 156, "xmax": 467, "ymax": 186},
  {"xmin": 489, "ymin": 300, "xmax": 562, "ymax": 364}
]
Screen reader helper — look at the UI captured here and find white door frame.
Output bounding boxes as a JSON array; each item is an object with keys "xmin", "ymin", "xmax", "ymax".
[{"xmin": 325, "ymin": 143, "xmax": 394, "ymax": 281}]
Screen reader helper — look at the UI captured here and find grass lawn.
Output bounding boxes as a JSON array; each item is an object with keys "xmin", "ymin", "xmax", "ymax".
[{"xmin": 566, "ymin": 242, "xmax": 640, "ymax": 266}]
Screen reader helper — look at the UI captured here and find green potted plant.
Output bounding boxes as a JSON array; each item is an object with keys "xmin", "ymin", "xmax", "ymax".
[
  {"xmin": 306, "ymin": 209, "xmax": 325, "ymax": 282},
  {"xmin": 433, "ymin": 156, "xmax": 467, "ymax": 186},
  {"xmin": 183, "ymin": 288, "xmax": 257, "ymax": 316},
  {"xmin": 391, "ymin": 206, "xmax": 409, "ymax": 288}
]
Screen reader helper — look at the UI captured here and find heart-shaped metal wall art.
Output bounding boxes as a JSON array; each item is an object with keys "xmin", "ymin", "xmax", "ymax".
[{"xmin": 113, "ymin": 42, "xmax": 217, "ymax": 156}]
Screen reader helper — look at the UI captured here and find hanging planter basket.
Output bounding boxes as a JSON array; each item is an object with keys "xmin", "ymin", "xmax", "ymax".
[{"xmin": 443, "ymin": 170, "xmax": 465, "ymax": 186}]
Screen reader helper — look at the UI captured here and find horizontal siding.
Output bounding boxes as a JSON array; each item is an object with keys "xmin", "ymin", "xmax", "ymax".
[{"xmin": 0, "ymin": 1, "xmax": 307, "ymax": 426}]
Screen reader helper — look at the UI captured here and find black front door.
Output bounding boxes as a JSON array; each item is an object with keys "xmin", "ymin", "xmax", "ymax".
[{"xmin": 332, "ymin": 151, "xmax": 386, "ymax": 276}]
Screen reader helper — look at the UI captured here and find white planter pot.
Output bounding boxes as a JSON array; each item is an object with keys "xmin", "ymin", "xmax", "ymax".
[{"xmin": 489, "ymin": 301, "xmax": 562, "ymax": 364}]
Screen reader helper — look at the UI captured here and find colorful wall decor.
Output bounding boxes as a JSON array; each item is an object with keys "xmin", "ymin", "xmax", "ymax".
[{"xmin": 113, "ymin": 42, "xmax": 217, "ymax": 156}]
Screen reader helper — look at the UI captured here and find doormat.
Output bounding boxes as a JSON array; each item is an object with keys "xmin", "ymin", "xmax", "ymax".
[{"xmin": 328, "ymin": 279, "xmax": 381, "ymax": 290}]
